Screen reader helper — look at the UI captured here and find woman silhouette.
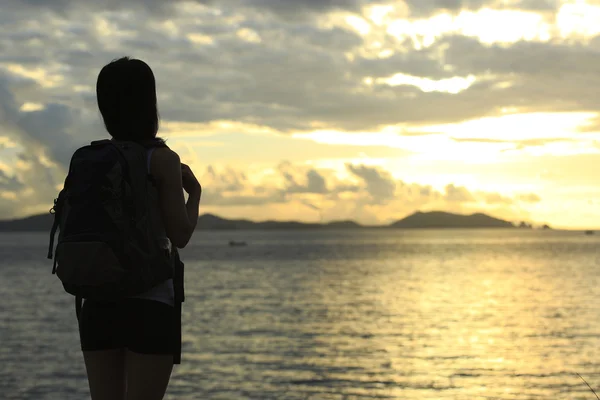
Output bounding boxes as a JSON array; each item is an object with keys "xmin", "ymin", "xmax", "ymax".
[{"xmin": 77, "ymin": 57, "xmax": 201, "ymax": 400}]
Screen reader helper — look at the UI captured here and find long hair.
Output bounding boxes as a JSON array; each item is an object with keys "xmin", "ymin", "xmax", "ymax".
[{"xmin": 96, "ymin": 57, "xmax": 160, "ymax": 141}]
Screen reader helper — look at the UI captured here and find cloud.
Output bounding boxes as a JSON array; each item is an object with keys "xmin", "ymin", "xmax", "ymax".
[
  {"xmin": 481, "ymin": 192, "xmax": 513, "ymax": 205},
  {"xmin": 1, "ymin": 0, "xmax": 368, "ymax": 27},
  {"xmin": 2, "ymin": 0, "xmax": 598, "ymax": 138},
  {"xmin": 517, "ymin": 193, "xmax": 541, "ymax": 203},
  {"xmin": 299, "ymin": 199, "xmax": 321, "ymax": 212},
  {"xmin": 0, "ymin": 0, "xmax": 574, "ymax": 224},
  {"xmin": 4, "ymin": 0, "xmax": 561, "ymax": 18},
  {"xmin": 199, "ymin": 161, "xmax": 517, "ymax": 214},
  {"xmin": 199, "ymin": 165, "xmax": 283, "ymax": 206},
  {"xmin": 451, "ymin": 137, "xmax": 576, "ymax": 151},
  {"xmin": 205, "ymin": 165, "xmax": 247, "ymax": 191},
  {"xmin": 444, "ymin": 183, "xmax": 475, "ymax": 203},
  {"xmin": 3, "ymin": 0, "xmax": 170, "ymax": 15},
  {"xmin": 403, "ymin": 0, "xmax": 559, "ymax": 17},
  {"xmin": 204, "ymin": 0, "xmax": 365, "ymax": 18},
  {"xmin": 0, "ymin": 149, "xmax": 542, "ymax": 223},
  {"xmin": 0, "ymin": 70, "xmax": 104, "ymax": 218},
  {"xmin": 0, "ymin": 154, "xmax": 62, "ymax": 218},
  {"xmin": 279, "ymin": 162, "xmax": 329, "ymax": 194},
  {"xmin": 0, "ymin": 168, "xmax": 23, "ymax": 192},
  {"xmin": 168, "ymin": 28, "xmax": 600, "ymax": 131},
  {"xmin": 346, "ymin": 163, "xmax": 397, "ymax": 204},
  {"xmin": 403, "ymin": 0, "xmax": 487, "ymax": 16},
  {"xmin": 0, "ymin": 70, "xmax": 101, "ymax": 167},
  {"xmin": 435, "ymin": 35, "xmax": 600, "ymax": 115}
]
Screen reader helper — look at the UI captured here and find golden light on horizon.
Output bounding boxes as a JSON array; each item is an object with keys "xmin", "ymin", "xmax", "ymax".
[{"xmin": 290, "ymin": 111, "xmax": 600, "ymax": 163}]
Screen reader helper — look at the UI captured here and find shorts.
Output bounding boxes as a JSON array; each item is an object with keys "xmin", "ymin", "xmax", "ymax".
[{"xmin": 78, "ymin": 298, "xmax": 175, "ymax": 355}]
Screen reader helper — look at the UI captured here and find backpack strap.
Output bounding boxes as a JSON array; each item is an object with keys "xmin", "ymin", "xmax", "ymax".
[
  {"xmin": 48, "ymin": 185, "xmax": 67, "ymax": 263},
  {"xmin": 75, "ymin": 296, "xmax": 83, "ymax": 322},
  {"xmin": 90, "ymin": 139, "xmax": 112, "ymax": 146},
  {"xmin": 48, "ymin": 209, "xmax": 59, "ymax": 260},
  {"xmin": 48, "ymin": 192, "xmax": 64, "ymax": 267},
  {"xmin": 172, "ymin": 249, "xmax": 185, "ymax": 364}
]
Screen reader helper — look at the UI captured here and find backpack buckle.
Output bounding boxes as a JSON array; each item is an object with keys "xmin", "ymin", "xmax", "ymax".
[{"xmin": 49, "ymin": 198, "xmax": 57, "ymax": 214}]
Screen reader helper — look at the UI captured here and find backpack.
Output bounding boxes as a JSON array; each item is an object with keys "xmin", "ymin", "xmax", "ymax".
[{"xmin": 47, "ymin": 139, "xmax": 174, "ymax": 305}]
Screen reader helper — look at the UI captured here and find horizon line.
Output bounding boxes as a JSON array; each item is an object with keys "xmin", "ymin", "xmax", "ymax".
[{"xmin": 0, "ymin": 209, "xmax": 550, "ymax": 227}]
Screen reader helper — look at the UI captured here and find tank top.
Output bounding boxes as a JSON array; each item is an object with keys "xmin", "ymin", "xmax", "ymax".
[{"xmin": 129, "ymin": 147, "xmax": 175, "ymax": 307}]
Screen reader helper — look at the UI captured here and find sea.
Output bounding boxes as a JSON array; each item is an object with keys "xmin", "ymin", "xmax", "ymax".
[{"xmin": 2, "ymin": 229, "xmax": 600, "ymax": 400}]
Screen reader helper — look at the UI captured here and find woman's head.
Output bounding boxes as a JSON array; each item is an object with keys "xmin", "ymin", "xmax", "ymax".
[{"xmin": 96, "ymin": 57, "xmax": 159, "ymax": 141}]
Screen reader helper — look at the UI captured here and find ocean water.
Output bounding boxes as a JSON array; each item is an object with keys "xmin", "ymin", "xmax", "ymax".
[{"xmin": 2, "ymin": 229, "xmax": 600, "ymax": 399}]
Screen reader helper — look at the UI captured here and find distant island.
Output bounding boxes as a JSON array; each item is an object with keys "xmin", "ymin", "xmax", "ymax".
[{"xmin": 0, "ymin": 211, "xmax": 546, "ymax": 231}]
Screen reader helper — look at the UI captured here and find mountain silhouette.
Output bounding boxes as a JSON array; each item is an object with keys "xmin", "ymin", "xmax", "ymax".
[
  {"xmin": 391, "ymin": 211, "xmax": 515, "ymax": 229},
  {"xmin": 0, "ymin": 211, "xmax": 534, "ymax": 231},
  {"xmin": 196, "ymin": 214, "xmax": 363, "ymax": 230},
  {"xmin": 0, "ymin": 214, "xmax": 54, "ymax": 231}
]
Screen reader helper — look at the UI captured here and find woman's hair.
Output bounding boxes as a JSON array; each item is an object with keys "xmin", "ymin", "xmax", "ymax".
[{"xmin": 96, "ymin": 57, "xmax": 160, "ymax": 141}]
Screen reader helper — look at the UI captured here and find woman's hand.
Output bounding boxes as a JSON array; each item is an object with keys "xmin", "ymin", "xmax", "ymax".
[{"xmin": 181, "ymin": 163, "xmax": 201, "ymax": 196}]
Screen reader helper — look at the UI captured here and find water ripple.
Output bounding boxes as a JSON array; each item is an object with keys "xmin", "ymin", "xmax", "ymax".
[{"xmin": 3, "ymin": 230, "xmax": 600, "ymax": 399}]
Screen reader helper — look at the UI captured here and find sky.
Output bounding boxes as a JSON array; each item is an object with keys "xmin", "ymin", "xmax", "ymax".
[{"xmin": 1, "ymin": 1, "xmax": 600, "ymax": 228}]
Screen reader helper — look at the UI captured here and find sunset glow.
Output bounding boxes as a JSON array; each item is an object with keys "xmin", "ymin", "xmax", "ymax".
[{"xmin": 1, "ymin": 1, "xmax": 600, "ymax": 228}]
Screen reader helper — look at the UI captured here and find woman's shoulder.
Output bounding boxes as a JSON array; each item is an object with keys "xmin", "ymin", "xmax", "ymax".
[
  {"xmin": 150, "ymin": 146, "xmax": 180, "ymax": 180},
  {"xmin": 152, "ymin": 146, "xmax": 179, "ymax": 164}
]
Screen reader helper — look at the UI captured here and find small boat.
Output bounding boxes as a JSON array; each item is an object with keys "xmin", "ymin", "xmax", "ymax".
[
  {"xmin": 585, "ymin": 230, "xmax": 595, "ymax": 236},
  {"xmin": 229, "ymin": 241, "xmax": 247, "ymax": 247}
]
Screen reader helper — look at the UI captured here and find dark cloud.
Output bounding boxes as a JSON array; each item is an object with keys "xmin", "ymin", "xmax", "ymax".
[
  {"xmin": 403, "ymin": 0, "xmax": 558, "ymax": 16},
  {"xmin": 18, "ymin": 104, "xmax": 76, "ymax": 166},
  {"xmin": 3, "ymin": 0, "xmax": 364, "ymax": 18},
  {"xmin": 403, "ymin": 0, "xmax": 487, "ymax": 16},
  {"xmin": 0, "ymin": 70, "xmax": 103, "ymax": 219},
  {"xmin": 434, "ymin": 35, "xmax": 600, "ymax": 116},
  {"xmin": 1, "ymin": 1, "xmax": 591, "ymax": 134},
  {"xmin": 442, "ymin": 35, "xmax": 600, "ymax": 78},
  {"xmin": 0, "ymin": 75, "xmax": 21, "ymax": 127},
  {"xmin": 346, "ymin": 163, "xmax": 396, "ymax": 203},
  {"xmin": 200, "ymin": 191, "xmax": 285, "ymax": 206},
  {"xmin": 153, "ymin": 28, "xmax": 600, "ymax": 132},
  {"xmin": 208, "ymin": 0, "xmax": 365, "ymax": 18},
  {"xmin": 0, "ymin": 169, "xmax": 23, "ymax": 192},
  {"xmin": 0, "ymin": 153, "xmax": 63, "ymax": 219},
  {"xmin": 280, "ymin": 164, "xmax": 329, "ymax": 194},
  {"xmin": 2, "ymin": 0, "xmax": 170, "ymax": 15},
  {"xmin": 305, "ymin": 170, "xmax": 328, "ymax": 194},
  {"xmin": 5, "ymin": 0, "xmax": 561, "ymax": 18},
  {"xmin": 205, "ymin": 165, "xmax": 247, "ymax": 191},
  {"xmin": 0, "ymin": 72, "xmax": 101, "ymax": 168}
]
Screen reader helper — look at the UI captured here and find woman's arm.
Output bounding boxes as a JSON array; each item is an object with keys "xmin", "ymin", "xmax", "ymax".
[{"xmin": 151, "ymin": 148, "xmax": 200, "ymax": 248}]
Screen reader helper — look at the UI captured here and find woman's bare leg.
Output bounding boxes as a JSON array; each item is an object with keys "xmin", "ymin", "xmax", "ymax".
[
  {"xmin": 125, "ymin": 351, "xmax": 173, "ymax": 400},
  {"xmin": 83, "ymin": 348, "xmax": 127, "ymax": 400}
]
